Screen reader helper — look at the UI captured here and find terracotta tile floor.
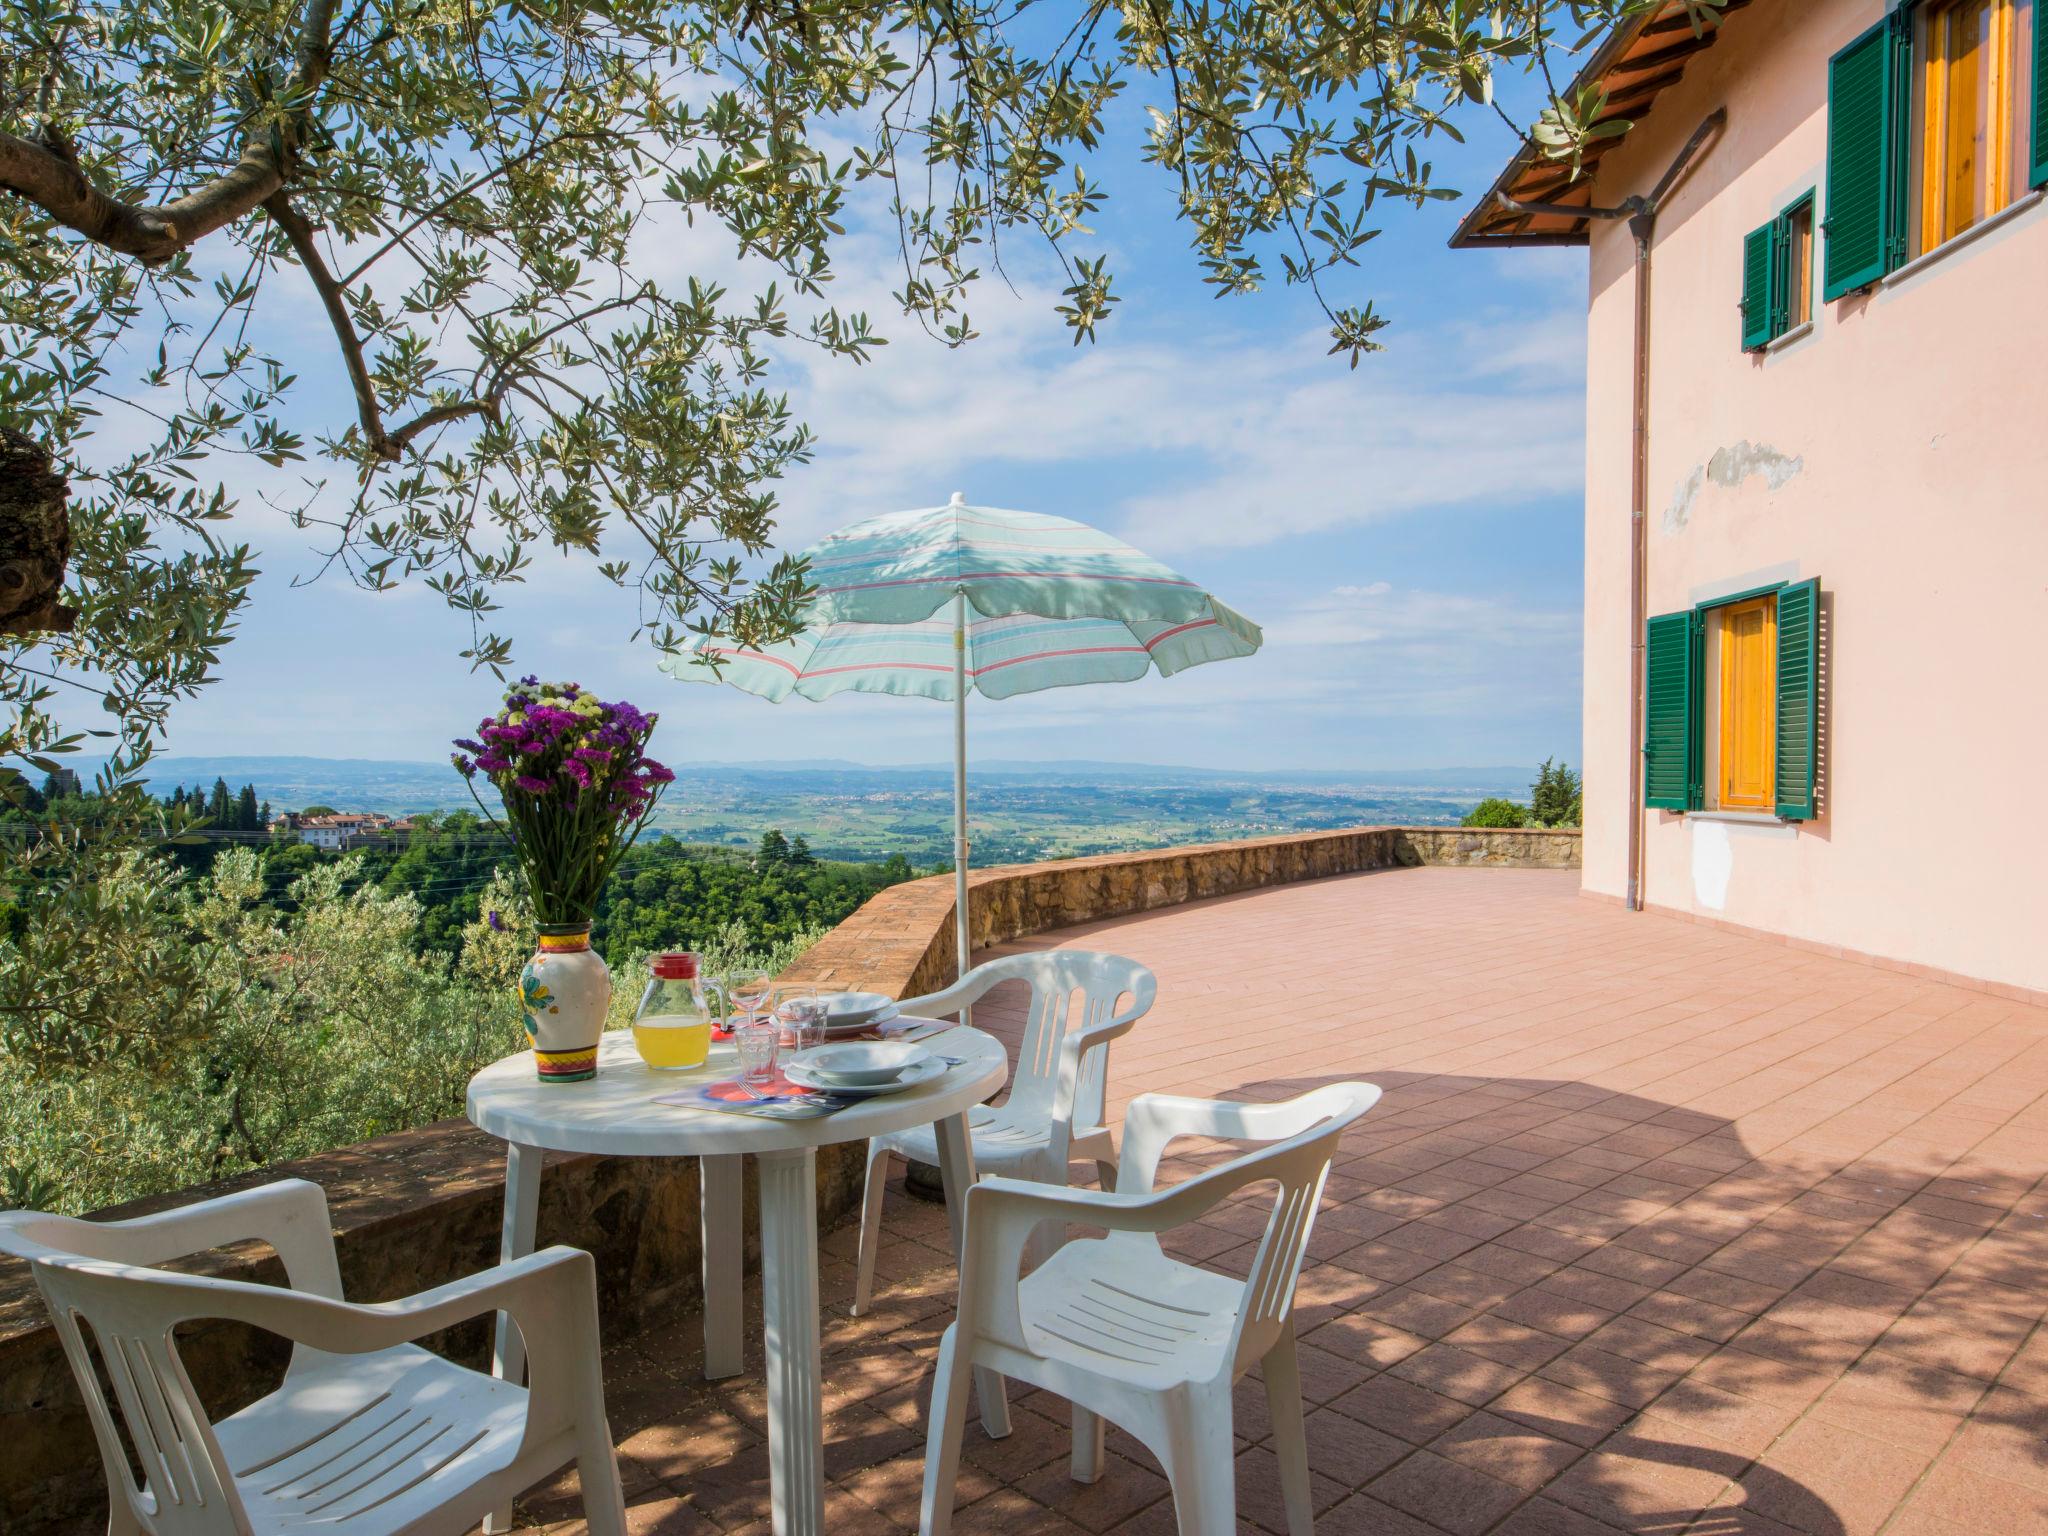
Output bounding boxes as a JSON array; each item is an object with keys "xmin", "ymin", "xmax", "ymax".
[{"xmin": 522, "ymin": 867, "xmax": 2048, "ymax": 1535}]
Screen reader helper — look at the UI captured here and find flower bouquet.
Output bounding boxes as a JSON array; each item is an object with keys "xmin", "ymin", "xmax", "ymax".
[{"xmin": 454, "ymin": 678, "xmax": 674, "ymax": 1081}]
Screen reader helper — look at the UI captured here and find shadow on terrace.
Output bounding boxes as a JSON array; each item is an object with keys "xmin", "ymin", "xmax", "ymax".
[{"xmin": 30, "ymin": 863, "xmax": 2048, "ymax": 1536}]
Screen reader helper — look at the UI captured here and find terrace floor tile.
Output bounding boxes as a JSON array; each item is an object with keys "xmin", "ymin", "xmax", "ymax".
[{"xmin": 497, "ymin": 867, "xmax": 2048, "ymax": 1536}]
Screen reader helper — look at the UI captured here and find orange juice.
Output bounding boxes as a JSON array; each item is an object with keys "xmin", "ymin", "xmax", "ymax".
[{"xmin": 632, "ymin": 1014, "xmax": 712, "ymax": 1071}]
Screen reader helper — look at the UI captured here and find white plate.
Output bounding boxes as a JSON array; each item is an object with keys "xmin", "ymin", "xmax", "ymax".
[
  {"xmin": 823, "ymin": 1002, "xmax": 899, "ymax": 1034},
  {"xmin": 792, "ymin": 1040, "xmax": 930, "ymax": 1084},
  {"xmin": 821, "ymin": 991, "xmax": 895, "ymax": 1024},
  {"xmin": 783, "ymin": 1055, "xmax": 947, "ymax": 1099}
]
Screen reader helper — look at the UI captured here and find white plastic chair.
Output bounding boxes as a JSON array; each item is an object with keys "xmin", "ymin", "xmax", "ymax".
[
  {"xmin": 919, "ymin": 1081, "xmax": 1382, "ymax": 1536},
  {"xmin": 0, "ymin": 1178, "xmax": 627, "ymax": 1536},
  {"xmin": 852, "ymin": 951, "xmax": 1156, "ymax": 1316}
]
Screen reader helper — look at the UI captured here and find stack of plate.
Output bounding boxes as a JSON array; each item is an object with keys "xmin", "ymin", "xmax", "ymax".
[
  {"xmin": 783, "ymin": 1042, "xmax": 941, "ymax": 1099},
  {"xmin": 817, "ymin": 991, "xmax": 900, "ymax": 1033}
]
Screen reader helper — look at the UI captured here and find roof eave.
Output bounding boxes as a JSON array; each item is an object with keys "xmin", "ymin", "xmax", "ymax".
[
  {"xmin": 1448, "ymin": 11, "xmax": 1659, "ymax": 249},
  {"xmin": 1449, "ymin": 2, "xmax": 1745, "ymax": 248}
]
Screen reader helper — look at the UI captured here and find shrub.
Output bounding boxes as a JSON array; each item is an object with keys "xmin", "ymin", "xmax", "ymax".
[
  {"xmin": 1462, "ymin": 798, "xmax": 1527, "ymax": 829},
  {"xmin": 1530, "ymin": 759, "xmax": 1584, "ymax": 828},
  {"xmin": 0, "ymin": 850, "xmax": 822, "ymax": 1215}
]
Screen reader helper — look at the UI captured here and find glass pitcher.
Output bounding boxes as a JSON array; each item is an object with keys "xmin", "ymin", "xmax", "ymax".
[{"xmin": 631, "ymin": 951, "xmax": 712, "ymax": 1070}]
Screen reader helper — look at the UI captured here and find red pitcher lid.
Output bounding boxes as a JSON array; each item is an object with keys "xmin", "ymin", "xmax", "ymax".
[{"xmin": 652, "ymin": 951, "xmax": 699, "ymax": 980}]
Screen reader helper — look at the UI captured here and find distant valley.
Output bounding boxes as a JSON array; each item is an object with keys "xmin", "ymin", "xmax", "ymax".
[{"xmin": 118, "ymin": 756, "xmax": 1533, "ymax": 867}]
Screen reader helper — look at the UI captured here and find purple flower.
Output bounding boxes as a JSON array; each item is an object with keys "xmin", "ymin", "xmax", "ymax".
[
  {"xmin": 561, "ymin": 758, "xmax": 593, "ymax": 789},
  {"xmin": 487, "ymin": 909, "xmax": 506, "ymax": 933},
  {"xmin": 529, "ymin": 704, "xmax": 580, "ymax": 730},
  {"xmin": 513, "ymin": 774, "xmax": 550, "ymax": 794},
  {"xmin": 451, "ymin": 752, "xmax": 476, "ymax": 778},
  {"xmin": 476, "ymin": 752, "xmax": 511, "ymax": 773}
]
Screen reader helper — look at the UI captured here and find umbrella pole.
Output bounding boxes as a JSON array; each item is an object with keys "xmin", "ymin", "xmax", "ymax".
[{"xmin": 952, "ymin": 586, "xmax": 971, "ymax": 995}]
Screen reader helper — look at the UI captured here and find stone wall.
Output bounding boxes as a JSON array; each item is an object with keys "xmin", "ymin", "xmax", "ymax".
[
  {"xmin": 0, "ymin": 823, "xmax": 1573, "ymax": 1533},
  {"xmin": 782, "ymin": 824, "xmax": 1581, "ymax": 1003},
  {"xmin": 1390, "ymin": 826, "xmax": 1584, "ymax": 869}
]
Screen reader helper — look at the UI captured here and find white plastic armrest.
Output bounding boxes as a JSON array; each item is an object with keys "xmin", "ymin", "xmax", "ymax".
[
  {"xmin": 896, "ymin": 969, "xmax": 1001, "ymax": 1021},
  {"xmin": 971, "ymin": 1171, "xmax": 1261, "ymax": 1238},
  {"xmin": 349, "ymin": 1245, "xmax": 599, "ymax": 1348},
  {"xmin": 99, "ymin": 1245, "xmax": 604, "ymax": 1458},
  {"xmin": 121, "ymin": 1245, "xmax": 600, "ymax": 1363},
  {"xmin": 1053, "ymin": 1009, "xmax": 1141, "ymax": 1114}
]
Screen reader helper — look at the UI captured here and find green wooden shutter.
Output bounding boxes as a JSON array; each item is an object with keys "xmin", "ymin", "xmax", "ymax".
[
  {"xmin": 1774, "ymin": 579, "xmax": 1820, "ymax": 820},
  {"xmin": 1645, "ymin": 611, "xmax": 1701, "ymax": 812},
  {"xmin": 1886, "ymin": 9, "xmax": 1915, "ymax": 267},
  {"xmin": 2033, "ymin": 0, "xmax": 2048, "ymax": 188},
  {"xmin": 1825, "ymin": 17, "xmax": 1905, "ymax": 298},
  {"xmin": 1741, "ymin": 222, "xmax": 1777, "ymax": 350}
]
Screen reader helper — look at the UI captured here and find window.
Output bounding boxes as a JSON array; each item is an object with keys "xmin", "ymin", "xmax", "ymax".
[
  {"xmin": 1920, "ymin": 0, "xmax": 2018, "ymax": 248},
  {"xmin": 1714, "ymin": 597, "xmax": 1777, "ymax": 809},
  {"xmin": 1824, "ymin": 0, "xmax": 2045, "ymax": 297},
  {"xmin": 1784, "ymin": 200, "xmax": 1816, "ymax": 327},
  {"xmin": 1644, "ymin": 580, "xmax": 1820, "ymax": 821},
  {"xmin": 1741, "ymin": 194, "xmax": 1816, "ymax": 350}
]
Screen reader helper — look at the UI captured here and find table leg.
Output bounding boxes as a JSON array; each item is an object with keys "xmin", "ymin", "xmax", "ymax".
[
  {"xmin": 486, "ymin": 1141, "xmax": 543, "ymax": 1535},
  {"xmin": 756, "ymin": 1146, "xmax": 824, "ymax": 1536},
  {"xmin": 933, "ymin": 1111, "xmax": 1010, "ymax": 1439},
  {"xmin": 700, "ymin": 1152, "xmax": 744, "ymax": 1379}
]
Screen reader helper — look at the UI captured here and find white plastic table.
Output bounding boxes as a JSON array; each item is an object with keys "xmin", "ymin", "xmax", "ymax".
[{"xmin": 466, "ymin": 1025, "xmax": 1010, "ymax": 1536}]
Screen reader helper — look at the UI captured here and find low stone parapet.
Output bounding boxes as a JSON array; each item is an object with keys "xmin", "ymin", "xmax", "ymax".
[{"xmin": 781, "ymin": 824, "xmax": 1581, "ymax": 1001}]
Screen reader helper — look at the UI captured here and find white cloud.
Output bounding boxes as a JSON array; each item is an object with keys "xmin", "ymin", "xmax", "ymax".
[{"xmin": 752, "ymin": 236, "xmax": 1587, "ymax": 560}]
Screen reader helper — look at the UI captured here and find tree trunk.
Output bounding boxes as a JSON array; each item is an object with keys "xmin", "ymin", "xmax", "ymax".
[{"xmin": 0, "ymin": 427, "xmax": 75, "ymax": 637}]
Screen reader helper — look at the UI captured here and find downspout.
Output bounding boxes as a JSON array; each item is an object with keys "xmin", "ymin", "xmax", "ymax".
[
  {"xmin": 1626, "ymin": 207, "xmax": 1655, "ymax": 914},
  {"xmin": 1497, "ymin": 107, "xmax": 1725, "ymax": 913}
]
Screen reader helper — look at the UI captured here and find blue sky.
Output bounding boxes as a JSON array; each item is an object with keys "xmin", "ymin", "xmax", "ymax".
[{"xmin": 151, "ymin": 70, "xmax": 1588, "ymax": 775}]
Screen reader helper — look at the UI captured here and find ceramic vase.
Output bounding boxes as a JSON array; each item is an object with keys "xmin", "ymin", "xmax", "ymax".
[{"xmin": 520, "ymin": 924, "xmax": 611, "ymax": 1082}]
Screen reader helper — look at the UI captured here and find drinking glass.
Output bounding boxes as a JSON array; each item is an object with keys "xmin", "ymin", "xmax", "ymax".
[
  {"xmin": 732, "ymin": 1018, "xmax": 779, "ymax": 1083},
  {"xmin": 775, "ymin": 987, "xmax": 826, "ymax": 1054},
  {"xmin": 726, "ymin": 966, "xmax": 773, "ymax": 1027}
]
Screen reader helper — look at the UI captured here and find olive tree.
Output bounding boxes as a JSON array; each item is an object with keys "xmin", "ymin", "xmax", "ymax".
[{"xmin": 1, "ymin": 0, "xmax": 1715, "ymax": 1066}]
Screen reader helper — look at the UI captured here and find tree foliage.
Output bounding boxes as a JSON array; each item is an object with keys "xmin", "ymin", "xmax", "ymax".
[
  {"xmin": 1529, "ymin": 756, "xmax": 1581, "ymax": 827},
  {"xmin": 0, "ymin": 839, "xmax": 880, "ymax": 1212},
  {"xmin": 1461, "ymin": 796, "xmax": 1526, "ymax": 829},
  {"xmin": 2, "ymin": 0, "xmax": 1711, "ymax": 740},
  {"xmin": 1, "ymin": 0, "xmax": 1713, "ymax": 1066}
]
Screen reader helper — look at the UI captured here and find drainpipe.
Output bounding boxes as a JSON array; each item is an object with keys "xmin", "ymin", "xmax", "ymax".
[{"xmin": 1497, "ymin": 108, "xmax": 1725, "ymax": 913}]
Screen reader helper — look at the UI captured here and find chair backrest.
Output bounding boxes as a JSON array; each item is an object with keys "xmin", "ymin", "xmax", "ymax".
[
  {"xmin": 1113, "ymin": 1083, "xmax": 1380, "ymax": 1373},
  {"xmin": 0, "ymin": 1181, "xmax": 343, "ymax": 1536},
  {"xmin": 959, "ymin": 951, "xmax": 1154, "ymax": 1133}
]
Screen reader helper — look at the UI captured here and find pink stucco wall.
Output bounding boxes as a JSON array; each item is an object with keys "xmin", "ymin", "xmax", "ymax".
[{"xmin": 1577, "ymin": 0, "xmax": 2048, "ymax": 993}]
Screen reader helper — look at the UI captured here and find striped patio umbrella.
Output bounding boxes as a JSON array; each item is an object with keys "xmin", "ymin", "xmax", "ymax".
[{"xmin": 658, "ymin": 494, "xmax": 1261, "ymax": 980}]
